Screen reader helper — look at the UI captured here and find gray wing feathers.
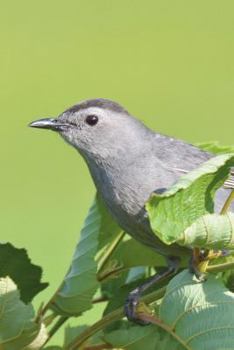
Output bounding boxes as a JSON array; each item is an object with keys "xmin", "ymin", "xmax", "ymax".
[{"xmin": 152, "ymin": 135, "xmax": 234, "ymax": 211}]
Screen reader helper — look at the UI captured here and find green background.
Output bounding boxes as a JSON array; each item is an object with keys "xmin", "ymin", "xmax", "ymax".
[{"xmin": 1, "ymin": 0, "xmax": 234, "ymax": 345}]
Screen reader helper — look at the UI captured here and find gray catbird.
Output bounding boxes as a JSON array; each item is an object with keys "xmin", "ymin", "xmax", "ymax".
[{"xmin": 30, "ymin": 98, "xmax": 233, "ymax": 323}]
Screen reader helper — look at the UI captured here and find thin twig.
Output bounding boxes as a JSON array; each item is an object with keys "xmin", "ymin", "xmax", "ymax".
[
  {"xmin": 84, "ymin": 344, "xmax": 113, "ymax": 350},
  {"xmin": 92, "ymin": 296, "xmax": 109, "ymax": 304},
  {"xmin": 42, "ymin": 316, "xmax": 69, "ymax": 347},
  {"xmin": 97, "ymin": 231, "xmax": 125, "ymax": 275},
  {"xmin": 206, "ymin": 261, "xmax": 234, "ymax": 273},
  {"xmin": 40, "ymin": 280, "xmax": 65, "ymax": 317},
  {"xmin": 137, "ymin": 313, "xmax": 191, "ymax": 350},
  {"xmin": 98, "ymin": 266, "xmax": 128, "ymax": 282}
]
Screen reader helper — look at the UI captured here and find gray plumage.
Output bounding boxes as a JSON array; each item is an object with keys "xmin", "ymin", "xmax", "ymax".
[{"xmin": 30, "ymin": 98, "xmax": 233, "ymax": 257}]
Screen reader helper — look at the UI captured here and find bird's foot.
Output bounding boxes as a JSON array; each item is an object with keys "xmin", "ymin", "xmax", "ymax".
[
  {"xmin": 189, "ymin": 247, "xmax": 228, "ymax": 281},
  {"xmin": 125, "ymin": 257, "xmax": 180, "ymax": 324},
  {"xmin": 189, "ymin": 260, "xmax": 207, "ymax": 281},
  {"xmin": 189, "ymin": 248, "xmax": 207, "ymax": 281},
  {"xmin": 124, "ymin": 290, "xmax": 152, "ymax": 325}
]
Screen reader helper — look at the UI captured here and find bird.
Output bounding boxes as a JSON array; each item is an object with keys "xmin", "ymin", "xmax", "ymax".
[{"xmin": 29, "ymin": 98, "xmax": 233, "ymax": 324}]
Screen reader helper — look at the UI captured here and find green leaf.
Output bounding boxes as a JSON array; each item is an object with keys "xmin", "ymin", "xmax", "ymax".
[
  {"xmin": 113, "ymin": 239, "xmax": 188, "ymax": 269},
  {"xmin": 25, "ymin": 323, "xmax": 48, "ymax": 349},
  {"xmin": 97, "ymin": 196, "xmax": 122, "ymax": 250},
  {"xmin": 64, "ymin": 325, "xmax": 105, "ymax": 349},
  {"xmin": 63, "ymin": 325, "xmax": 88, "ymax": 347},
  {"xmin": 0, "ymin": 276, "xmax": 42, "ymax": 350},
  {"xmin": 146, "ymin": 153, "xmax": 234, "ymax": 245},
  {"xmin": 159, "ymin": 269, "xmax": 234, "ymax": 350},
  {"xmin": 98, "ymin": 237, "xmax": 162, "ymax": 296},
  {"xmin": 113, "ymin": 238, "xmax": 165, "ymax": 268},
  {"xmin": 104, "ymin": 321, "xmax": 180, "ymax": 350},
  {"xmin": 223, "ymin": 268, "xmax": 234, "ymax": 292},
  {"xmin": 104, "ymin": 322, "xmax": 162, "ymax": 350},
  {"xmin": 51, "ymin": 195, "xmax": 121, "ymax": 316},
  {"xmin": 105, "ymin": 270, "xmax": 234, "ymax": 350},
  {"xmin": 0, "ymin": 243, "xmax": 48, "ymax": 303},
  {"xmin": 196, "ymin": 141, "xmax": 234, "ymax": 154},
  {"xmin": 178, "ymin": 212, "xmax": 234, "ymax": 249}
]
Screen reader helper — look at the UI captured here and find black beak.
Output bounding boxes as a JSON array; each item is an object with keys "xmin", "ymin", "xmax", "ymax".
[{"xmin": 29, "ymin": 118, "xmax": 69, "ymax": 131}]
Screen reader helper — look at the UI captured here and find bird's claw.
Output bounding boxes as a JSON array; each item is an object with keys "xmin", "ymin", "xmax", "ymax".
[
  {"xmin": 191, "ymin": 266, "xmax": 207, "ymax": 282},
  {"xmin": 189, "ymin": 248, "xmax": 207, "ymax": 282},
  {"xmin": 124, "ymin": 291, "xmax": 151, "ymax": 325},
  {"xmin": 190, "ymin": 248, "xmax": 231, "ymax": 281}
]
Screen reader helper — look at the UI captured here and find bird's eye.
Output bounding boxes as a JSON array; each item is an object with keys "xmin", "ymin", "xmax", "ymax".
[{"xmin": 85, "ymin": 115, "xmax": 99, "ymax": 126}]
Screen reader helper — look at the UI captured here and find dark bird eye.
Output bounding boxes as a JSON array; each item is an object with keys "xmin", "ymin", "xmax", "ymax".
[{"xmin": 85, "ymin": 115, "xmax": 99, "ymax": 126}]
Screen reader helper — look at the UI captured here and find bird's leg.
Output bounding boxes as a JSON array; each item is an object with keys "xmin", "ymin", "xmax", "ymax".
[{"xmin": 124, "ymin": 256, "xmax": 180, "ymax": 325}]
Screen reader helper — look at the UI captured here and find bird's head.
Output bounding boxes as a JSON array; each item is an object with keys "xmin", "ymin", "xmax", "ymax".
[{"xmin": 29, "ymin": 98, "xmax": 149, "ymax": 162}]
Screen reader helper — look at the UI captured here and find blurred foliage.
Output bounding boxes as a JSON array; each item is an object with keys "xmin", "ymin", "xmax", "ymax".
[
  {"xmin": 197, "ymin": 142, "xmax": 234, "ymax": 154},
  {"xmin": 0, "ymin": 277, "xmax": 45, "ymax": 349}
]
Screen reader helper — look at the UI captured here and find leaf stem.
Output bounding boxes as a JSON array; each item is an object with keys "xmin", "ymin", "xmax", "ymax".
[
  {"xmin": 97, "ymin": 231, "xmax": 125, "ymax": 275},
  {"xmin": 98, "ymin": 266, "xmax": 128, "ymax": 282},
  {"xmin": 65, "ymin": 287, "xmax": 166, "ymax": 350},
  {"xmin": 207, "ymin": 260, "xmax": 234, "ymax": 273},
  {"xmin": 138, "ymin": 314, "xmax": 191, "ymax": 350},
  {"xmin": 221, "ymin": 189, "xmax": 234, "ymax": 214},
  {"xmin": 40, "ymin": 279, "xmax": 65, "ymax": 317},
  {"xmin": 92, "ymin": 296, "xmax": 109, "ymax": 304},
  {"xmin": 84, "ymin": 344, "xmax": 113, "ymax": 350},
  {"xmin": 42, "ymin": 316, "xmax": 68, "ymax": 348}
]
